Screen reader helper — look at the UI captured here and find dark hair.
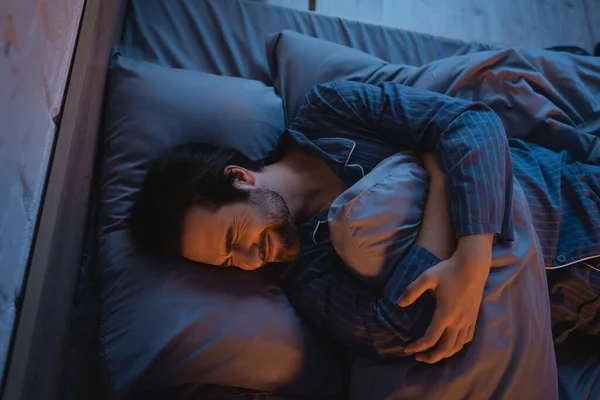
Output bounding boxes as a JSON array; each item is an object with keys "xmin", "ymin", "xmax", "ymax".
[{"xmin": 129, "ymin": 143, "xmax": 264, "ymax": 256}]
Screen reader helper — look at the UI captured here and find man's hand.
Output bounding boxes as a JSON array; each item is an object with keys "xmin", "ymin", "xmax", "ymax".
[{"xmin": 399, "ymin": 234, "xmax": 493, "ymax": 363}]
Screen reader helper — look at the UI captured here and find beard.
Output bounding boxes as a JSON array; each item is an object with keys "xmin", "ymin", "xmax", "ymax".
[{"xmin": 247, "ymin": 188, "xmax": 301, "ymax": 263}]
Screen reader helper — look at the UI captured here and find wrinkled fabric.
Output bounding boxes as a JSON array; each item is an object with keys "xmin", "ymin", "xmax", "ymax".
[
  {"xmin": 547, "ymin": 258, "xmax": 600, "ymax": 344},
  {"xmin": 268, "ymin": 31, "xmax": 600, "ymax": 164},
  {"xmin": 555, "ymin": 335, "xmax": 600, "ymax": 400},
  {"xmin": 121, "ymin": 0, "xmax": 498, "ymax": 80},
  {"xmin": 345, "ymin": 182, "xmax": 556, "ymax": 400},
  {"xmin": 328, "ymin": 152, "xmax": 428, "ymax": 286}
]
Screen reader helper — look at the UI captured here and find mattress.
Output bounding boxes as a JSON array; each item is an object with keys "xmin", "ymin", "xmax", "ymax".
[{"xmin": 64, "ymin": 1, "xmax": 599, "ymax": 399}]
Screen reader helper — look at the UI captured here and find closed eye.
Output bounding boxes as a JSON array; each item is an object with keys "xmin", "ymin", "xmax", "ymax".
[{"xmin": 217, "ymin": 226, "xmax": 234, "ymax": 268}]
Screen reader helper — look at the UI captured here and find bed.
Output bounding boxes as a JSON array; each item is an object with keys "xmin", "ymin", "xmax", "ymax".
[{"xmin": 5, "ymin": 1, "xmax": 599, "ymax": 400}]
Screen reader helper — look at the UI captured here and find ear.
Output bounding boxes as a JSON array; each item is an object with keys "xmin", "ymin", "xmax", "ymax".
[{"xmin": 224, "ymin": 165, "xmax": 256, "ymax": 187}]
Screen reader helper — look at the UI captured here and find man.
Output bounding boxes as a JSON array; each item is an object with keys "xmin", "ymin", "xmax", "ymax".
[{"xmin": 131, "ymin": 81, "xmax": 600, "ymax": 364}]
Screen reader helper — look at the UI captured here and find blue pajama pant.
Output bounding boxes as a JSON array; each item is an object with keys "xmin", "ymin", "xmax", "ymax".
[
  {"xmin": 547, "ymin": 161, "xmax": 600, "ymax": 345},
  {"xmin": 547, "ymin": 258, "xmax": 600, "ymax": 344}
]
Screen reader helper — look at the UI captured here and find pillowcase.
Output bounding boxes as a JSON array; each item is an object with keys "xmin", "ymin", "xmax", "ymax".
[
  {"xmin": 100, "ymin": 53, "xmax": 284, "ymax": 236},
  {"xmin": 328, "ymin": 151, "xmax": 428, "ymax": 288},
  {"xmin": 325, "ymin": 151, "xmax": 557, "ymax": 399},
  {"xmin": 266, "ymin": 30, "xmax": 426, "ymax": 124},
  {"xmin": 98, "ymin": 54, "xmax": 344, "ymax": 398}
]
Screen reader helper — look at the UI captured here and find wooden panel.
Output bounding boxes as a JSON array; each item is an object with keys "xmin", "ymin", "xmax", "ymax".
[
  {"xmin": 1, "ymin": 0, "xmax": 126, "ymax": 398},
  {"xmin": 269, "ymin": 0, "xmax": 599, "ymax": 52},
  {"xmin": 0, "ymin": 0, "xmax": 84, "ymax": 387}
]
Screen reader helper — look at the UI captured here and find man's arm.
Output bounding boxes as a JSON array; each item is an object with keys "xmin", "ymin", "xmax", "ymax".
[
  {"xmin": 285, "ymin": 164, "xmax": 458, "ymax": 358},
  {"xmin": 399, "ymin": 153, "xmax": 492, "ymax": 362},
  {"xmin": 371, "ymin": 158, "xmax": 456, "ymax": 356},
  {"xmin": 416, "ymin": 153, "xmax": 456, "ymax": 260}
]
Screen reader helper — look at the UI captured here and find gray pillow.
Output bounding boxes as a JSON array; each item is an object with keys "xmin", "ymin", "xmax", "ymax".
[
  {"xmin": 328, "ymin": 152, "xmax": 428, "ymax": 288},
  {"xmin": 99, "ymin": 54, "xmax": 344, "ymax": 398},
  {"xmin": 327, "ymin": 152, "xmax": 557, "ymax": 399},
  {"xmin": 266, "ymin": 30, "xmax": 427, "ymax": 124},
  {"xmin": 100, "ymin": 54, "xmax": 283, "ymax": 236}
]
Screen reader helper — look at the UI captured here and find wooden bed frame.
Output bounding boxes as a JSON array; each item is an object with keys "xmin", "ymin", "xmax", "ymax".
[{"xmin": 1, "ymin": 0, "xmax": 127, "ymax": 399}]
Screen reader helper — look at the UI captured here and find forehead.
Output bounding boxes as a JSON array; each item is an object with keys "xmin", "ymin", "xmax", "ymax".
[{"xmin": 181, "ymin": 204, "xmax": 239, "ymax": 264}]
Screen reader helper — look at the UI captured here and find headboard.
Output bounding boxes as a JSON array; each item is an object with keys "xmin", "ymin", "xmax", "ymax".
[{"xmin": 1, "ymin": 0, "xmax": 127, "ymax": 399}]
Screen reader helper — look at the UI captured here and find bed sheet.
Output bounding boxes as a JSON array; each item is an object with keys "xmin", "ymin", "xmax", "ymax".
[
  {"xmin": 335, "ymin": 47, "xmax": 600, "ymax": 400},
  {"xmin": 556, "ymin": 336, "xmax": 600, "ymax": 400},
  {"xmin": 410, "ymin": 49, "xmax": 600, "ymax": 165}
]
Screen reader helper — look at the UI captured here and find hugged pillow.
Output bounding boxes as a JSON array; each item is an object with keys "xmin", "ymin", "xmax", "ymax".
[
  {"xmin": 99, "ymin": 54, "xmax": 344, "ymax": 397},
  {"xmin": 268, "ymin": 34, "xmax": 557, "ymax": 399},
  {"xmin": 326, "ymin": 152, "xmax": 557, "ymax": 399},
  {"xmin": 328, "ymin": 152, "xmax": 428, "ymax": 288}
]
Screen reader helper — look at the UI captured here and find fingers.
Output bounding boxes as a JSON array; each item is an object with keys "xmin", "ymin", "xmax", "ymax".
[
  {"xmin": 415, "ymin": 328, "xmax": 459, "ymax": 364},
  {"xmin": 398, "ymin": 270, "xmax": 436, "ymax": 307},
  {"xmin": 466, "ymin": 324, "xmax": 475, "ymax": 342},
  {"xmin": 404, "ymin": 308, "xmax": 448, "ymax": 353},
  {"xmin": 413, "ymin": 325, "xmax": 474, "ymax": 364},
  {"xmin": 454, "ymin": 327, "xmax": 469, "ymax": 352}
]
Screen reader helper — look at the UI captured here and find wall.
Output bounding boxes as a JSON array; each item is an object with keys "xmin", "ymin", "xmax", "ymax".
[
  {"xmin": 0, "ymin": 0, "xmax": 84, "ymax": 387},
  {"xmin": 266, "ymin": 0, "xmax": 600, "ymax": 53}
]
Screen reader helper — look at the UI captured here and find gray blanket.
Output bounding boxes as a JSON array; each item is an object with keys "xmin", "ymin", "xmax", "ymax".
[{"xmin": 341, "ymin": 49, "xmax": 600, "ymax": 400}]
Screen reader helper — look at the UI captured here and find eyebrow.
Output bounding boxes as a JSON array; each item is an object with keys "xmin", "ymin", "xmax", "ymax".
[{"xmin": 219, "ymin": 226, "xmax": 234, "ymax": 268}]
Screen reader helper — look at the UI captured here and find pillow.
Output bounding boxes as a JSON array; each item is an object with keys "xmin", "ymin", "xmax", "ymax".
[
  {"xmin": 100, "ymin": 53, "xmax": 284, "ymax": 236},
  {"xmin": 326, "ymin": 153, "xmax": 557, "ymax": 399},
  {"xmin": 268, "ymin": 33, "xmax": 557, "ymax": 399},
  {"xmin": 98, "ymin": 54, "xmax": 344, "ymax": 398},
  {"xmin": 266, "ymin": 30, "xmax": 426, "ymax": 124},
  {"xmin": 328, "ymin": 151, "xmax": 428, "ymax": 288}
]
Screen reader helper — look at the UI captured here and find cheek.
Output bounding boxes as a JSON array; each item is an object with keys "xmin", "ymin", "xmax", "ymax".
[{"xmin": 244, "ymin": 211, "xmax": 270, "ymax": 242}]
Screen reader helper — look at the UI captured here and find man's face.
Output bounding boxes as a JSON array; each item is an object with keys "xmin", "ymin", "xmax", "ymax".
[{"xmin": 181, "ymin": 189, "xmax": 301, "ymax": 270}]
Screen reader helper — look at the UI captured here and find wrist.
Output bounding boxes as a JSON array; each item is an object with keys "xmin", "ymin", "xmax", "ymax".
[
  {"xmin": 428, "ymin": 172, "xmax": 444, "ymax": 184},
  {"xmin": 455, "ymin": 233, "xmax": 494, "ymax": 263},
  {"xmin": 458, "ymin": 233, "xmax": 494, "ymax": 247}
]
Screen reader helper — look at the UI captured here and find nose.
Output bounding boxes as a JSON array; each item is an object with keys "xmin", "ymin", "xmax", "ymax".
[{"xmin": 235, "ymin": 243, "xmax": 263, "ymax": 270}]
